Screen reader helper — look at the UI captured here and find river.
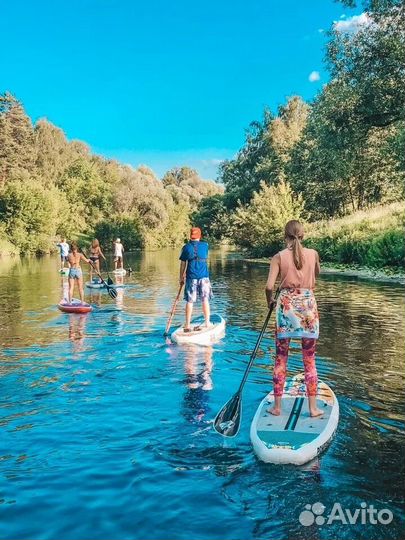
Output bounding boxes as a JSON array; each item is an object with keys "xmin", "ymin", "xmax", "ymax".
[{"xmin": 0, "ymin": 249, "xmax": 404, "ymax": 540}]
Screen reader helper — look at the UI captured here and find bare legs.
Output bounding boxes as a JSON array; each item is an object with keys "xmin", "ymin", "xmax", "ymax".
[
  {"xmin": 268, "ymin": 337, "xmax": 323, "ymax": 417},
  {"xmin": 68, "ymin": 276, "xmax": 85, "ymax": 303},
  {"xmin": 184, "ymin": 299, "xmax": 211, "ymax": 331},
  {"xmin": 202, "ymin": 298, "xmax": 211, "ymax": 327},
  {"xmin": 185, "ymin": 301, "xmax": 193, "ymax": 330}
]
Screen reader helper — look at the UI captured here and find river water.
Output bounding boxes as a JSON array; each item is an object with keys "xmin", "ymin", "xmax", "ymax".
[{"xmin": 0, "ymin": 249, "xmax": 404, "ymax": 540}]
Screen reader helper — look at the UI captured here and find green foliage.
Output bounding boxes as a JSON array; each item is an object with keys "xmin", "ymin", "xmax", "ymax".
[
  {"xmin": 327, "ymin": 5, "xmax": 405, "ymax": 129},
  {"xmin": 220, "ymin": 97, "xmax": 309, "ymax": 208},
  {"xmin": 0, "ymin": 92, "xmax": 222, "ymax": 254},
  {"xmin": 192, "ymin": 194, "xmax": 230, "ymax": 241},
  {"xmin": 0, "ymin": 177, "xmax": 66, "ymax": 253},
  {"xmin": 232, "ymin": 181, "xmax": 305, "ymax": 256},
  {"xmin": 305, "ymin": 203, "xmax": 405, "ymax": 267},
  {"xmin": 0, "ymin": 93, "xmax": 35, "ymax": 184},
  {"xmin": 94, "ymin": 215, "xmax": 144, "ymax": 251}
]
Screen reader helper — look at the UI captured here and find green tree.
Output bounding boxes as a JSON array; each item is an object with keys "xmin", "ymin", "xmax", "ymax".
[
  {"xmin": 192, "ymin": 194, "xmax": 230, "ymax": 241},
  {"xmin": 231, "ymin": 181, "xmax": 305, "ymax": 256},
  {"xmin": 0, "ymin": 93, "xmax": 36, "ymax": 185},
  {"xmin": 0, "ymin": 176, "xmax": 66, "ymax": 253}
]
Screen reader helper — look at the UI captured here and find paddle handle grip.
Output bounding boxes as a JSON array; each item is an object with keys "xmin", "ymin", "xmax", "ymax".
[{"xmin": 238, "ymin": 288, "xmax": 280, "ymax": 393}]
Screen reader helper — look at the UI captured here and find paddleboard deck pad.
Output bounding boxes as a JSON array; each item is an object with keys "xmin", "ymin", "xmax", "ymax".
[
  {"xmin": 58, "ymin": 299, "xmax": 92, "ymax": 314},
  {"xmin": 250, "ymin": 373, "xmax": 339, "ymax": 465},
  {"xmin": 171, "ymin": 314, "xmax": 225, "ymax": 346}
]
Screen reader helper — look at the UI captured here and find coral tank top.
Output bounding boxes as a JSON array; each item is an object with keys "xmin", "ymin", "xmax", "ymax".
[{"xmin": 279, "ymin": 247, "xmax": 317, "ymax": 289}]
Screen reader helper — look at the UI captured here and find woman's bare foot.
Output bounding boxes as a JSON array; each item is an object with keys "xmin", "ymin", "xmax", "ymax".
[
  {"xmin": 267, "ymin": 406, "xmax": 281, "ymax": 416},
  {"xmin": 310, "ymin": 408, "xmax": 324, "ymax": 417}
]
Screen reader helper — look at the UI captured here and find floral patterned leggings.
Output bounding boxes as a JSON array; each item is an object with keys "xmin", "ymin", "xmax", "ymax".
[{"xmin": 273, "ymin": 338, "xmax": 318, "ymax": 396}]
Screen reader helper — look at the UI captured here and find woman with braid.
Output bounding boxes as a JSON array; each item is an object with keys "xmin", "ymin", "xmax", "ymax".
[{"xmin": 265, "ymin": 220, "xmax": 323, "ymax": 418}]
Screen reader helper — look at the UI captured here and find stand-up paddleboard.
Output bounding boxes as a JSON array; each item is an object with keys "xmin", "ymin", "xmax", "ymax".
[
  {"xmin": 250, "ymin": 373, "xmax": 339, "ymax": 465},
  {"xmin": 113, "ymin": 268, "xmax": 126, "ymax": 276},
  {"xmin": 86, "ymin": 279, "xmax": 106, "ymax": 289},
  {"xmin": 171, "ymin": 314, "xmax": 225, "ymax": 346},
  {"xmin": 58, "ymin": 299, "xmax": 92, "ymax": 314},
  {"xmin": 59, "ymin": 268, "xmax": 69, "ymax": 276}
]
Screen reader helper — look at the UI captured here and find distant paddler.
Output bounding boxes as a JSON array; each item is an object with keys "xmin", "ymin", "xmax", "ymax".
[
  {"xmin": 179, "ymin": 227, "xmax": 212, "ymax": 332},
  {"xmin": 265, "ymin": 220, "xmax": 323, "ymax": 417},
  {"xmin": 56, "ymin": 237, "xmax": 70, "ymax": 271},
  {"xmin": 88, "ymin": 238, "xmax": 106, "ymax": 281},
  {"xmin": 113, "ymin": 238, "xmax": 125, "ymax": 271},
  {"xmin": 67, "ymin": 241, "xmax": 91, "ymax": 304}
]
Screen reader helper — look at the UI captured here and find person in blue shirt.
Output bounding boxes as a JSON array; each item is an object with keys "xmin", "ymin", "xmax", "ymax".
[{"xmin": 179, "ymin": 227, "xmax": 212, "ymax": 332}]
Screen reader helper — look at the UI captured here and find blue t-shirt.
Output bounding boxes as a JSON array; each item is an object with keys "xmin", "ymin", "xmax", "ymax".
[{"xmin": 179, "ymin": 241, "xmax": 209, "ymax": 280}]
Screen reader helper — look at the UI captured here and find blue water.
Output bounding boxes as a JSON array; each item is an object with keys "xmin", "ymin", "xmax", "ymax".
[{"xmin": 0, "ymin": 250, "xmax": 404, "ymax": 540}]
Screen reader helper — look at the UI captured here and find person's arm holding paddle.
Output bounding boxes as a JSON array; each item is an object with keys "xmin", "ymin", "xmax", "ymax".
[
  {"xmin": 179, "ymin": 260, "xmax": 187, "ymax": 285},
  {"xmin": 265, "ymin": 253, "xmax": 281, "ymax": 308}
]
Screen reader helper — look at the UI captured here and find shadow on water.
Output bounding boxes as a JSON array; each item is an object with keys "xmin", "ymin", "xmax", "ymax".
[{"xmin": 0, "ymin": 249, "xmax": 404, "ymax": 540}]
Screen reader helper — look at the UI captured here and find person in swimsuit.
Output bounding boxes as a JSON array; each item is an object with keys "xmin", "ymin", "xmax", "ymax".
[
  {"xmin": 67, "ymin": 242, "xmax": 90, "ymax": 304},
  {"xmin": 88, "ymin": 239, "xmax": 106, "ymax": 281},
  {"xmin": 265, "ymin": 220, "xmax": 323, "ymax": 418},
  {"xmin": 113, "ymin": 238, "xmax": 124, "ymax": 270},
  {"xmin": 179, "ymin": 227, "xmax": 212, "ymax": 332}
]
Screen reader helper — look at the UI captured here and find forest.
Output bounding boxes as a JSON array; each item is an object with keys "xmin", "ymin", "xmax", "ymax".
[{"xmin": 0, "ymin": 0, "xmax": 404, "ymax": 269}]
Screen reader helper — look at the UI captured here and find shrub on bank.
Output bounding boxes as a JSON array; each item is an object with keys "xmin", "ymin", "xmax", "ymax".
[{"xmin": 304, "ymin": 203, "xmax": 405, "ymax": 268}]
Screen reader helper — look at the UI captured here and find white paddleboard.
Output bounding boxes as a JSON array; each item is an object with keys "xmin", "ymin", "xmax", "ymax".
[
  {"xmin": 250, "ymin": 373, "xmax": 339, "ymax": 465},
  {"xmin": 113, "ymin": 268, "xmax": 126, "ymax": 276},
  {"xmin": 86, "ymin": 280, "xmax": 106, "ymax": 289},
  {"xmin": 171, "ymin": 314, "xmax": 225, "ymax": 346}
]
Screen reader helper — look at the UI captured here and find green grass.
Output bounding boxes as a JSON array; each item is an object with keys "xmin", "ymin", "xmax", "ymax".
[{"xmin": 304, "ymin": 203, "xmax": 405, "ymax": 268}]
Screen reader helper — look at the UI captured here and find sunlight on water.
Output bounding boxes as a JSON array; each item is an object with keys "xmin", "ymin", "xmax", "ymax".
[{"xmin": 0, "ymin": 250, "xmax": 404, "ymax": 540}]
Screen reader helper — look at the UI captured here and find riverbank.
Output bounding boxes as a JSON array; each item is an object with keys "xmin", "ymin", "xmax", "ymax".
[{"xmin": 244, "ymin": 258, "xmax": 405, "ymax": 285}]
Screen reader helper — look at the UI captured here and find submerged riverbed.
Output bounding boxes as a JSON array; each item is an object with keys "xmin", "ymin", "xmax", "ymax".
[{"xmin": 0, "ymin": 249, "xmax": 404, "ymax": 540}]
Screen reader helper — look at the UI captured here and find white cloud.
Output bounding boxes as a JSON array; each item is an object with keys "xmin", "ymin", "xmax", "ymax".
[
  {"xmin": 308, "ymin": 71, "xmax": 320, "ymax": 83},
  {"xmin": 334, "ymin": 13, "xmax": 370, "ymax": 33}
]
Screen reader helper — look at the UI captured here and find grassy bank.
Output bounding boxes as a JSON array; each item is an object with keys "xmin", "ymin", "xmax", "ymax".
[{"xmin": 304, "ymin": 203, "xmax": 404, "ymax": 269}]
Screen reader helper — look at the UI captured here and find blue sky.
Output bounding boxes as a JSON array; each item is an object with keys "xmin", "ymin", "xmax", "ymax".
[{"xmin": 1, "ymin": 0, "xmax": 357, "ymax": 179}]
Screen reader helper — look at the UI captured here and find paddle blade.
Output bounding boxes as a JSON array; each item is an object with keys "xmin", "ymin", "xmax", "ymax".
[
  {"xmin": 108, "ymin": 286, "xmax": 118, "ymax": 299},
  {"xmin": 107, "ymin": 277, "xmax": 113, "ymax": 286},
  {"xmin": 213, "ymin": 393, "xmax": 242, "ymax": 437}
]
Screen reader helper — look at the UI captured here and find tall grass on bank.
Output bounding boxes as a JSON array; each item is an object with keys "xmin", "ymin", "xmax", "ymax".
[{"xmin": 304, "ymin": 203, "xmax": 404, "ymax": 268}]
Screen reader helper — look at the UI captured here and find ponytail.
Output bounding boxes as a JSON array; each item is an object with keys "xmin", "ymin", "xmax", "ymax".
[
  {"xmin": 291, "ymin": 237, "xmax": 304, "ymax": 270},
  {"xmin": 284, "ymin": 220, "xmax": 305, "ymax": 270}
]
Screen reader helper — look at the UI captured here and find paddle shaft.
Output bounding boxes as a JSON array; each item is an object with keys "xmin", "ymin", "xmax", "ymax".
[
  {"xmin": 81, "ymin": 250, "xmax": 117, "ymax": 297},
  {"xmin": 164, "ymin": 284, "xmax": 184, "ymax": 336},
  {"xmin": 237, "ymin": 289, "xmax": 280, "ymax": 394}
]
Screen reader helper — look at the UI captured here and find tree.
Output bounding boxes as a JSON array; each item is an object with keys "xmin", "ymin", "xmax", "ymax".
[
  {"xmin": 0, "ymin": 92, "xmax": 36, "ymax": 185},
  {"xmin": 219, "ymin": 97, "xmax": 309, "ymax": 208},
  {"xmin": 327, "ymin": 4, "xmax": 405, "ymax": 129},
  {"xmin": 231, "ymin": 181, "xmax": 305, "ymax": 256},
  {"xmin": 0, "ymin": 175, "xmax": 67, "ymax": 253},
  {"xmin": 192, "ymin": 194, "xmax": 230, "ymax": 241}
]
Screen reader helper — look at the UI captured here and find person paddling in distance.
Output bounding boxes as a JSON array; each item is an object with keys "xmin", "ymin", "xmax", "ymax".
[
  {"xmin": 265, "ymin": 220, "xmax": 323, "ymax": 418},
  {"xmin": 179, "ymin": 227, "xmax": 212, "ymax": 332},
  {"xmin": 113, "ymin": 238, "xmax": 124, "ymax": 270},
  {"xmin": 57, "ymin": 237, "xmax": 70, "ymax": 270},
  {"xmin": 89, "ymin": 238, "xmax": 106, "ymax": 281},
  {"xmin": 67, "ymin": 241, "xmax": 91, "ymax": 304}
]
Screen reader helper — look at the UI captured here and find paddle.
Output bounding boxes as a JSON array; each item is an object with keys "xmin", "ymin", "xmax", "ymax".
[
  {"xmin": 213, "ymin": 289, "xmax": 280, "ymax": 438},
  {"xmin": 81, "ymin": 250, "xmax": 117, "ymax": 300},
  {"xmin": 163, "ymin": 283, "xmax": 184, "ymax": 337},
  {"xmin": 103, "ymin": 258, "xmax": 114, "ymax": 286}
]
